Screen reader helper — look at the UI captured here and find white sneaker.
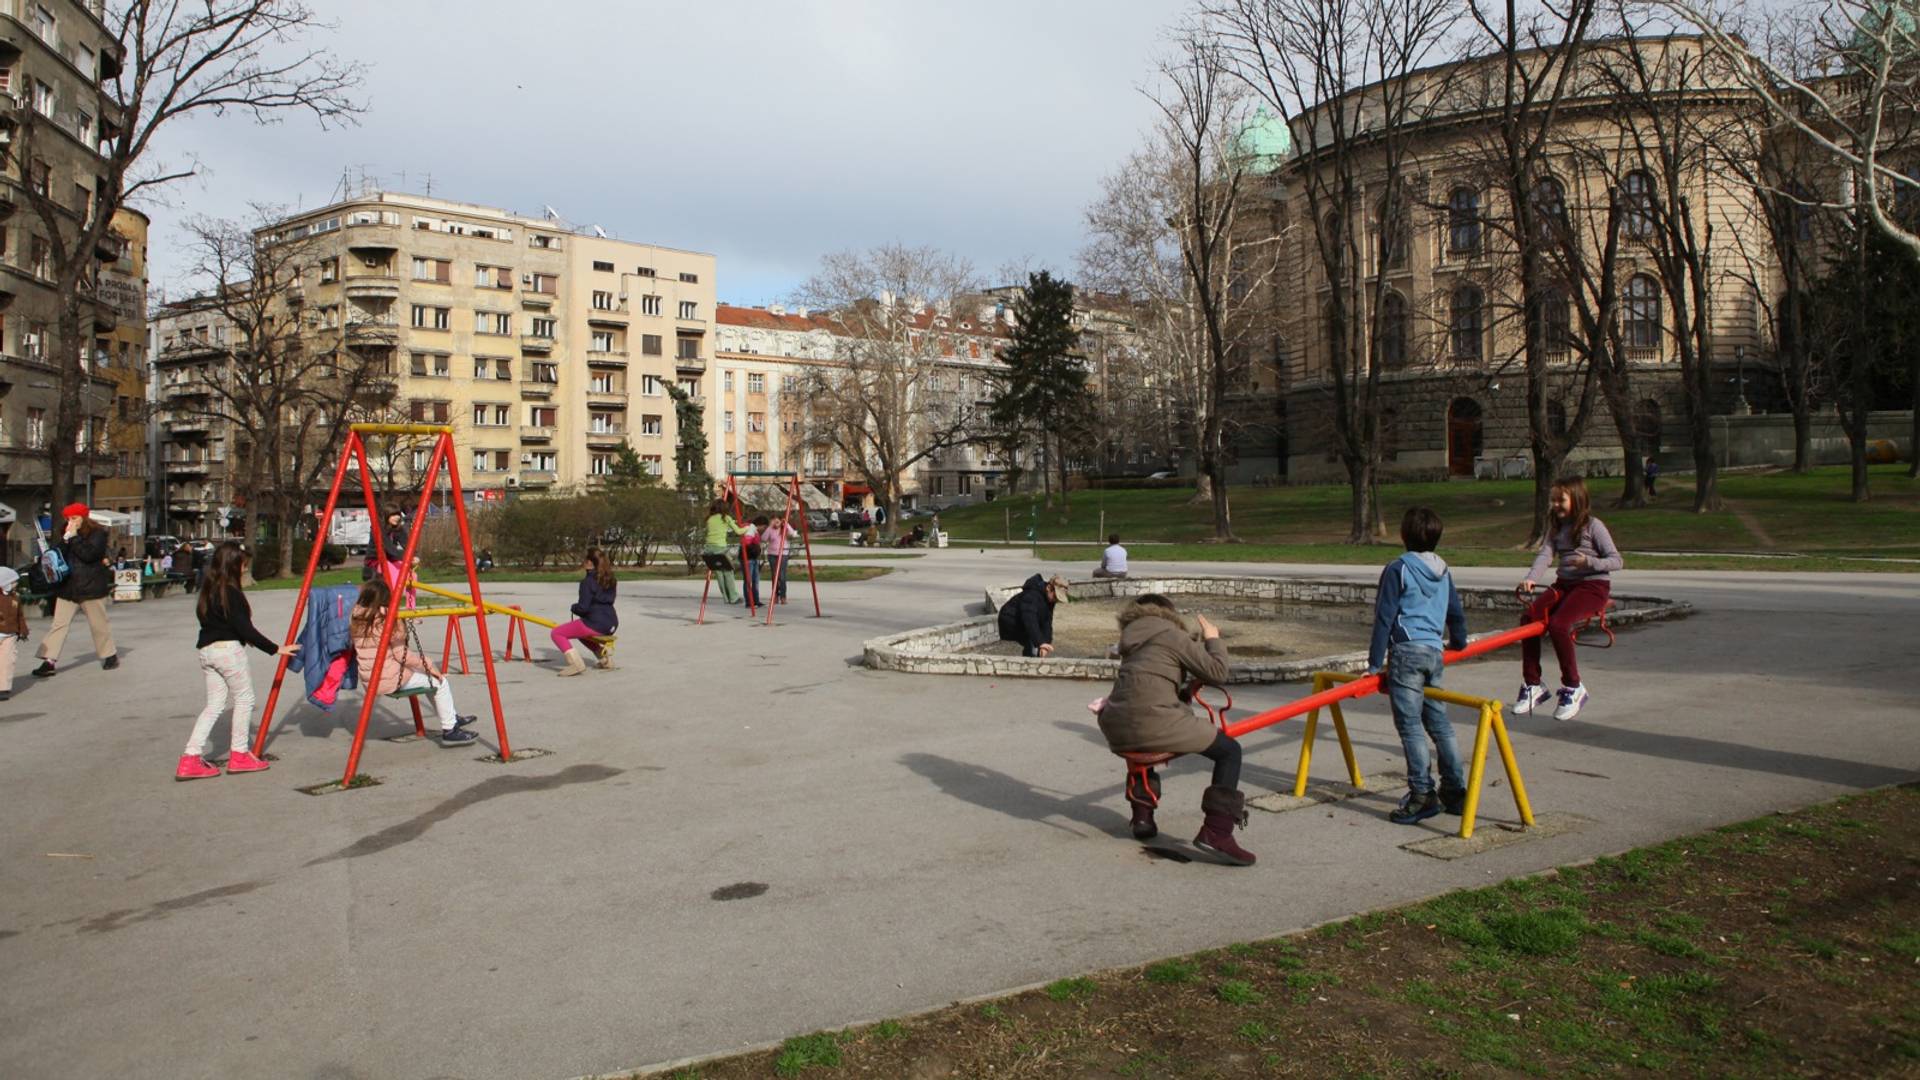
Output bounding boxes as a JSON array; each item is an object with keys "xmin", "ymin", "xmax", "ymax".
[
  {"xmin": 1513, "ymin": 684, "xmax": 1551, "ymax": 715},
  {"xmin": 1552, "ymin": 684, "xmax": 1590, "ymax": 721}
]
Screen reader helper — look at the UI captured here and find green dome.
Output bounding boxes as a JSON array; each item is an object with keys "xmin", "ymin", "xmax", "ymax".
[
  {"xmin": 1848, "ymin": 1, "xmax": 1917, "ymax": 68},
  {"xmin": 1234, "ymin": 107, "xmax": 1293, "ymax": 168}
]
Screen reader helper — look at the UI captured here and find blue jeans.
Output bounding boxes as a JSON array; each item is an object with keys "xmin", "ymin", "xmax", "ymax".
[{"xmin": 1386, "ymin": 642, "xmax": 1465, "ymax": 797}]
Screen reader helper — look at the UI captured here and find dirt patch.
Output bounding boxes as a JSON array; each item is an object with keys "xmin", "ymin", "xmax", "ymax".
[
  {"xmin": 969, "ymin": 597, "xmax": 1496, "ymax": 661},
  {"xmin": 647, "ymin": 785, "xmax": 1920, "ymax": 1079}
]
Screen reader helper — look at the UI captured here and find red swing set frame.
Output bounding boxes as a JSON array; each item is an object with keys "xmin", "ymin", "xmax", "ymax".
[
  {"xmin": 696, "ymin": 471, "xmax": 823, "ymax": 625},
  {"xmin": 252, "ymin": 424, "xmax": 512, "ymax": 785}
]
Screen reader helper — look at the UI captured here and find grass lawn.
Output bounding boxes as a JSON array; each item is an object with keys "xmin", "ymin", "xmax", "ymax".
[
  {"xmin": 656, "ymin": 784, "xmax": 1920, "ymax": 1079},
  {"xmin": 249, "ymin": 564, "xmax": 891, "ymax": 591},
  {"xmin": 935, "ymin": 465, "xmax": 1920, "ymax": 570}
]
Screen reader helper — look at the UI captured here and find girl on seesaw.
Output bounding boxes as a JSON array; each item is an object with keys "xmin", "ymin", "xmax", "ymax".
[
  {"xmin": 552, "ymin": 547, "xmax": 617, "ymax": 677},
  {"xmin": 1095, "ymin": 594, "xmax": 1255, "ymax": 866},
  {"xmin": 351, "ymin": 577, "xmax": 477, "ymax": 746},
  {"xmin": 1514, "ymin": 476, "xmax": 1624, "ymax": 722},
  {"xmin": 176, "ymin": 542, "xmax": 300, "ymax": 781}
]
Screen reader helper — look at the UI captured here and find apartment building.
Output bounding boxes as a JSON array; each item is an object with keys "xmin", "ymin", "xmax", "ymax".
[
  {"xmin": 259, "ymin": 191, "xmax": 716, "ymax": 496},
  {"xmin": 714, "ymin": 301, "xmax": 1013, "ymax": 510},
  {"xmin": 89, "ymin": 204, "xmax": 145, "ymax": 523},
  {"xmin": 0, "ymin": 0, "xmax": 128, "ymax": 562}
]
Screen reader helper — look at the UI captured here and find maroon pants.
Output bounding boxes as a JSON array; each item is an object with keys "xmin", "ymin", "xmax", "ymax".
[{"xmin": 1521, "ymin": 578, "xmax": 1611, "ymax": 688}]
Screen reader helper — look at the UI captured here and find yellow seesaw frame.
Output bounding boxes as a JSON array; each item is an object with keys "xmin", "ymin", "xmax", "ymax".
[{"xmin": 1293, "ymin": 670, "xmax": 1535, "ymax": 840}]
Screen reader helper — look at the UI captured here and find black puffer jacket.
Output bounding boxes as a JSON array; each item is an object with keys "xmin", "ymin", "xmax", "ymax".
[
  {"xmin": 57, "ymin": 528, "xmax": 113, "ymax": 602},
  {"xmin": 996, "ymin": 573, "xmax": 1055, "ymax": 650}
]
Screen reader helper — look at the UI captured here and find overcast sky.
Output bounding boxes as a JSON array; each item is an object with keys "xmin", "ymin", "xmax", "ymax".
[{"xmin": 141, "ymin": 0, "xmax": 1179, "ymax": 305}]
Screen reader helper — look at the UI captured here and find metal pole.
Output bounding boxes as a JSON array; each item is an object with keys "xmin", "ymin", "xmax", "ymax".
[{"xmin": 440, "ymin": 432, "xmax": 510, "ymax": 761}]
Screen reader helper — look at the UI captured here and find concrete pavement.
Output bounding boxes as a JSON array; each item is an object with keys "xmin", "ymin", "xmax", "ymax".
[{"xmin": 0, "ymin": 548, "xmax": 1914, "ymax": 1079}]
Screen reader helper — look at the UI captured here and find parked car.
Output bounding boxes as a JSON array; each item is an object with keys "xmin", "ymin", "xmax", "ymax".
[{"xmin": 1147, "ymin": 470, "xmax": 1177, "ymax": 480}]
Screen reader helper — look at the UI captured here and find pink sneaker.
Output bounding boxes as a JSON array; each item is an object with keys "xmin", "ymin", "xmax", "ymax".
[
  {"xmin": 175, "ymin": 755, "xmax": 221, "ymax": 782},
  {"xmin": 225, "ymin": 750, "xmax": 271, "ymax": 775}
]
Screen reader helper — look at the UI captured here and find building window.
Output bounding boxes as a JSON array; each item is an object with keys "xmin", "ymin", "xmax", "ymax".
[
  {"xmin": 531, "ymin": 362, "xmax": 559, "ymax": 384},
  {"xmin": 1531, "ymin": 176, "xmax": 1568, "ymax": 242},
  {"xmin": 410, "ymin": 353, "xmax": 451, "ymax": 377},
  {"xmin": 529, "ymin": 272, "xmax": 556, "ymax": 295},
  {"xmin": 1448, "ymin": 186, "xmax": 1481, "ymax": 255},
  {"xmin": 723, "ymin": 371, "xmax": 734, "ymax": 392},
  {"xmin": 747, "ymin": 451, "xmax": 765, "ymax": 471},
  {"xmin": 592, "ymin": 289, "xmax": 615, "ymax": 310},
  {"xmin": 27, "ymin": 407, "xmax": 45, "ymax": 449},
  {"xmin": 1533, "ymin": 287, "xmax": 1572, "ymax": 357},
  {"xmin": 411, "ymin": 257, "xmax": 451, "ymax": 283},
  {"xmin": 641, "ymin": 374, "xmax": 663, "ymax": 395},
  {"xmin": 1548, "ymin": 399, "xmax": 1569, "ymax": 437},
  {"xmin": 476, "ymin": 311, "xmax": 511, "ymax": 335},
  {"xmin": 589, "ymin": 453, "xmax": 613, "ymax": 476},
  {"xmin": 1379, "ymin": 292, "xmax": 1409, "ymax": 369},
  {"xmin": 641, "ymin": 454, "xmax": 662, "ymax": 476},
  {"xmin": 636, "ymin": 265, "xmax": 656, "ymax": 278},
  {"xmin": 476, "ymin": 264, "xmax": 512, "ymax": 289},
  {"xmin": 1623, "ymin": 274, "xmax": 1662, "ymax": 350},
  {"xmin": 320, "ymin": 257, "xmax": 338, "ymax": 283},
  {"xmin": 589, "ymin": 373, "xmax": 616, "ymax": 393},
  {"xmin": 529, "ymin": 406, "xmax": 556, "ymax": 427},
  {"xmin": 408, "ymin": 400, "xmax": 451, "ymax": 423},
  {"xmin": 1379, "ymin": 195, "xmax": 1410, "ymax": 270},
  {"xmin": 747, "ymin": 412, "xmax": 765, "ymax": 433},
  {"xmin": 32, "ymin": 78, "xmax": 54, "ymax": 119},
  {"xmin": 411, "ymin": 305, "xmax": 450, "ymax": 330},
  {"xmin": 1450, "ymin": 285, "xmax": 1484, "ymax": 362},
  {"xmin": 958, "ymin": 473, "xmax": 973, "ymax": 495},
  {"xmin": 530, "ymin": 316, "xmax": 556, "ymax": 338},
  {"xmin": 531, "ymin": 234, "xmax": 560, "ymax": 250},
  {"xmin": 590, "ymin": 330, "xmax": 614, "ymax": 352},
  {"xmin": 746, "ymin": 372, "xmax": 765, "ymax": 394},
  {"xmin": 641, "ymin": 295, "xmax": 662, "ymax": 316},
  {"xmin": 592, "ymin": 260, "xmax": 615, "ymax": 273},
  {"xmin": 640, "ymin": 414, "xmax": 663, "ymax": 436},
  {"xmin": 528, "ymin": 451, "xmax": 557, "ymax": 471},
  {"xmin": 723, "ymin": 411, "xmax": 734, "ymax": 433},
  {"xmin": 678, "ymin": 335, "xmax": 701, "ymax": 361},
  {"xmin": 1622, "ymin": 170, "xmax": 1656, "ymax": 238},
  {"xmin": 641, "ymin": 333, "xmax": 662, "ymax": 356},
  {"xmin": 678, "ymin": 300, "xmax": 698, "ymax": 320},
  {"xmin": 679, "ymin": 271, "xmax": 699, "ymax": 283}
]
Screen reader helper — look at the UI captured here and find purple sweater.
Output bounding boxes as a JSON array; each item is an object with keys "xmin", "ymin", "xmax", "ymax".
[{"xmin": 1525, "ymin": 518, "xmax": 1624, "ymax": 584}]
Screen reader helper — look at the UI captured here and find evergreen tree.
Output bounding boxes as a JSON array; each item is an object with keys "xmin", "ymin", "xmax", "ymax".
[
  {"xmin": 606, "ymin": 443, "xmax": 657, "ymax": 489},
  {"xmin": 991, "ymin": 271, "xmax": 1091, "ymax": 507},
  {"xmin": 666, "ymin": 383, "xmax": 713, "ymax": 498}
]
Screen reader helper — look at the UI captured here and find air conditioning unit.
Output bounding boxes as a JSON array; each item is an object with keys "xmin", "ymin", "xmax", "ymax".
[
  {"xmin": 521, "ymin": 274, "xmax": 533, "ymax": 285},
  {"xmin": 521, "ymin": 454, "xmax": 532, "ymax": 464},
  {"xmin": 505, "ymin": 476, "xmax": 519, "ymax": 487}
]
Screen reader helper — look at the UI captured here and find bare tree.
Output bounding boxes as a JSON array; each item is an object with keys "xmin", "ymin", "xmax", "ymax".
[
  {"xmin": 169, "ymin": 214, "xmax": 390, "ymax": 575},
  {"xmin": 791, "ymin": 244, "xmax": 989, "ymax": 535},
  {"xmin": 1659, "ymin": 0, "xmax": 1920, "ymax": 263},
  {"xmin": 1081, "ymin": 32, "xmax": 1280, "ymax": 540},
  {"xmin": 1204, "ymin": 0, "xmax": 1460, "ymax": 542},
  {"xmin": 17, "ymin": 0, "xmax": 362, "ymax": 510}
]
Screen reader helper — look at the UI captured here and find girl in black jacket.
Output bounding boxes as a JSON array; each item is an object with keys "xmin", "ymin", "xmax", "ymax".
[
  {"xmin": 32, "ymin": 503, "xmax": 118, "ymax": 677},
  {"xmin": 176, "ymin": 542, "xmax": 299, "ymax": 781},
  {"xmin": 551, "ymin": 548, "xmax": 617, "ymax": 677}
]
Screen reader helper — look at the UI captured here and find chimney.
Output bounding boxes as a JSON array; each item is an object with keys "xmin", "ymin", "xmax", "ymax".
[{"xmin": 768, "ymin": 304, "xmax": 786, "ymax": 316}]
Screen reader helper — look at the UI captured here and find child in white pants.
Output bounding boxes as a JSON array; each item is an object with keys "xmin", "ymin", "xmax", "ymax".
[
  {"xmin": 178, "ymin": 543, "xmax": 298, "ymax": 781},
  {"xmin": 351, "ymin": 576, "xmax": 477, "ymax": 746}
]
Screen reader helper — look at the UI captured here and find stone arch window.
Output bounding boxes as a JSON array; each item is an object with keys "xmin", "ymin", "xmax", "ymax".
[
  {"xmin": 1531, "ymin": 285, "xmax": 1571, "ymax": 357},
  {"xmin": 1450, "ymin": 284, "xmax": 1484, "ymax": 362},
  {"xmin": 1530, "ymin": 175, "xmax": 1569, "ymax": 242},
  {"xmin": 1623, "ymin": 169, "xmax": 1656, "ymax": 238},
  {"xmin": 1623, "ymin": 273, "xmax": 1662, "ymax": 350},
  {"xmin": 1379, "ymin": 291, "xmax": 1410, "ymax": 369},
  {"xmin": 1378, "ymin": 194, "xmax": 1410, "ymax": 270},
  {"xmin": 1448, "ymin": 186, "xmax": 1482, "ymax": 255}
]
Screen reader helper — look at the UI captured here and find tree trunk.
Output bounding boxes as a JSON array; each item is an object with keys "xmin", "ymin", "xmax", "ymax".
[
  {"xmin": 1909, "ymin": 362, "xmax": 1919, "ymax": 479},
  {"xmin": 48, "ymin": 311, "xmax": 87, "ymax": 510},
  {"xmin": 1192, "ymin": 471, "xmax": 1213, "ymax": 506},
  {"xmin": 1528, "ymin": 454, "xmax": 1560, "ymax": 547},
  {"xmin": 1791, "ymin": 402, "xmax": 1813, "ymax": 475},
  {"xmin": 1847, "ymin": 399, "xmax": 1871, "ymax": 502},
  {"xmin": 1055, "ymin": 432, "xmax": 1071, "ymax": 512},
  {"xmin": 1689, "ymin": 412, "xmax": 1720, "ymax": 513},
  {"xmin": 1345, "ymin": 458, "xmax": 1375, "ymax": 544},
  {"xmin": 1039, "ymin": 438, "xmax": 1055, "ymax": 510},
  {"xmin": 1207, "ymin": 455, "xmax": 1234, "ymax": 541},
  {"xmin": 1616, "ymin": 449, "xmax": 1647, "ymax": 508}
]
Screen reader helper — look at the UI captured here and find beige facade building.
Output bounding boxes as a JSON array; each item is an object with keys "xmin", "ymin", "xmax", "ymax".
[
  {"xmin": 714, "ymin": 301, "xmax": 1014, "ymax": 510},
  {"xmin": 90, "ymin": 204, "xmax": 145, "ymax": 524},
  {"xmin": 0, "ymin": 0, "xmax": 127, "ymax": 561}
]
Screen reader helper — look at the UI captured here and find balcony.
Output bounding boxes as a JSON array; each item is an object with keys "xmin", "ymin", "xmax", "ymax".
[
  {"xmin": 343, "ymin": 274, "xmax": 400, "ymax": 299},
  {"xmin": 167, "ymin": 498, "xmax": 213, "ymax": 514},
  {"xmin": 585, "ymin": 426, "xmax": 627, "ymax": 444},
  {"xmin": 519, "ymin": 470, "xmax": 556, "ymax": 487},
  {"xmin": 587, "ymin": 304, "xmax": 629, "ymax": 326},
  {"xmin": 162, "ymin": 414, "xmax": 211, "ymax": 434},
  {"xmin": 161, "ymin": 451, "xmax": 226, "ymax": 474},
  {"xmin": 586, "ymin": 350, "xmax": 628, "ymax": 367},
  {"xmin": 586, "ymin": 387, "xmax": 628, "ymax": 404},
  {"xmin": 519, "ymin": 381, "xmax": 557, "ymax": 399},
  {"xmin": 345, "ymin": 222, "xmax": 401, "ymax": 252},
  {"xmin": 161, "ymin": 338, "xmax": 222, "ymax": 361},
  {"xmin": 163, "ymin": 376, "xmax": 216, "ymax": 398},
  {"xmin": 520, "ymin": 290, "xmax": 557, "ymax": 309},
  {"xmin": 520, "ymin": 426, "xmax": 556, "ymax": 442},
  {"xmin": 674, "ymin": 354, "xmax": 705, "ymax": 374},
  {"xmin": 520, "ymin": 333, "xmax": 555, "ymax": 353},
  {"xmin": 94, "ymin": 229, "xmax": 126, "ymax": 262},
  {"xmin": 345, "ymin": 317, "xmax": 399, "ymax": 345}
]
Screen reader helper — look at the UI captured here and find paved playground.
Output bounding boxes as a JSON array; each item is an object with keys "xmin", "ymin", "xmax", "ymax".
[{"xmin": 1, "ymin": 549, "xmax": 1915, "ymax": 1079}]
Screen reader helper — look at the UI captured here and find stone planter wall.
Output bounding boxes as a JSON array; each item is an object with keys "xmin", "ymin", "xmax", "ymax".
[{"xmin": 863, "ymin": 574, "xmax": 1692, "ymax": 683}]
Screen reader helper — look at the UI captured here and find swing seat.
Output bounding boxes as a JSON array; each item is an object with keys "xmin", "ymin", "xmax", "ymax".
[
  {"xmin": 1111, "ymin": 684, "xmax": 1231, "ymax": 808},
  {"xmin": 587, "ymin": 636, "xmax": 616, "ymax": 661},
  {"xmin": 388, "ymin": 685, "xmax": 434, "ymax": 699},
  {"xmin": 1574, "ymin": 599, "xmax": 1618, "ymax": 648}
]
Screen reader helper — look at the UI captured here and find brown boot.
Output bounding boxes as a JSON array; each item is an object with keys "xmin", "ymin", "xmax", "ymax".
[
  {"xmin": 1193, "ymin": 786, "xmax": 1256, "ymax": 866},
  {"xmin": 557, "ymin": 649, "xmax": 587, "ymax": 678},
  {"xmin": 1125, "ymin": 767, "xmax": 1161, "ymax": 841}
]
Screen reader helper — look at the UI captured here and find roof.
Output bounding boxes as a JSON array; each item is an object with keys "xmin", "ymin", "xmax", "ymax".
[{"xmin": 716, "ymin": 305, "xmax": 838, "ymax": 332}]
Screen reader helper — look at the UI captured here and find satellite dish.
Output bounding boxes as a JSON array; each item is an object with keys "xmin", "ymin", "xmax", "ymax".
[{"xmin": 592, "ymin": 225, "xmax": 608, "ymax": 238}]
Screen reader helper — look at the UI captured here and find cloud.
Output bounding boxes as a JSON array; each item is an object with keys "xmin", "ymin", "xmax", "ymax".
[{"xmin": 139, "ymin": 0, "xmax": 1175, "ymax": 304}]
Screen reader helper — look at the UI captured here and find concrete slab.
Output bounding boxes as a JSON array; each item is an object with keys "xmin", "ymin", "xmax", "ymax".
[
  {"xmin": 1401, "ymin": 812, "xmax": 1595, "ymax": 860},
  {"xmin": 0, "ymin": 549, "xmax": 1915, "ymax": 1080}
]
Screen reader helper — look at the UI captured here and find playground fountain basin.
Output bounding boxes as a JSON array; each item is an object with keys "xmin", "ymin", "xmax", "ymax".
[{"xmin": 862, "ymin": 575, "xmax": 1691, "ymax": 683}]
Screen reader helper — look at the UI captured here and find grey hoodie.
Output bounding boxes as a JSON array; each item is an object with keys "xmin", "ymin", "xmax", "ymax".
[{"xmin": 1368, "ymin": 551, "xmax": 1469, "ymax": 671}]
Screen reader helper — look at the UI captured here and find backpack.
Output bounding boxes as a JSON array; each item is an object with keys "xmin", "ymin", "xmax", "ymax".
[{"xmin": 34, "ymin": 518, "xmax": 68, "ymax": 587}]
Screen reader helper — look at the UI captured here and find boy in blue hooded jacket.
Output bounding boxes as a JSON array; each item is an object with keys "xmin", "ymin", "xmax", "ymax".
[{"xmin": 1368, "ymin": 506, "xmax": 1470, "ymax": 825}]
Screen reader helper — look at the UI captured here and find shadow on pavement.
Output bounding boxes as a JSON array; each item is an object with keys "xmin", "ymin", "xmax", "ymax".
[
  {"xmin": 305, "ymin": 763, "xmax": 625, "ymax": 866},
  {"xmin": 900, "ymin": 752, "xmax": 1128, "ymax": 837}
]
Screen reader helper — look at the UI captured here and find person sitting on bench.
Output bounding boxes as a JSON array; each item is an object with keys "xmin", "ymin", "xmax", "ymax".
[{"xmin": 1093, "ymin": 533, "xmax": 1129, "ymax": 579}]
